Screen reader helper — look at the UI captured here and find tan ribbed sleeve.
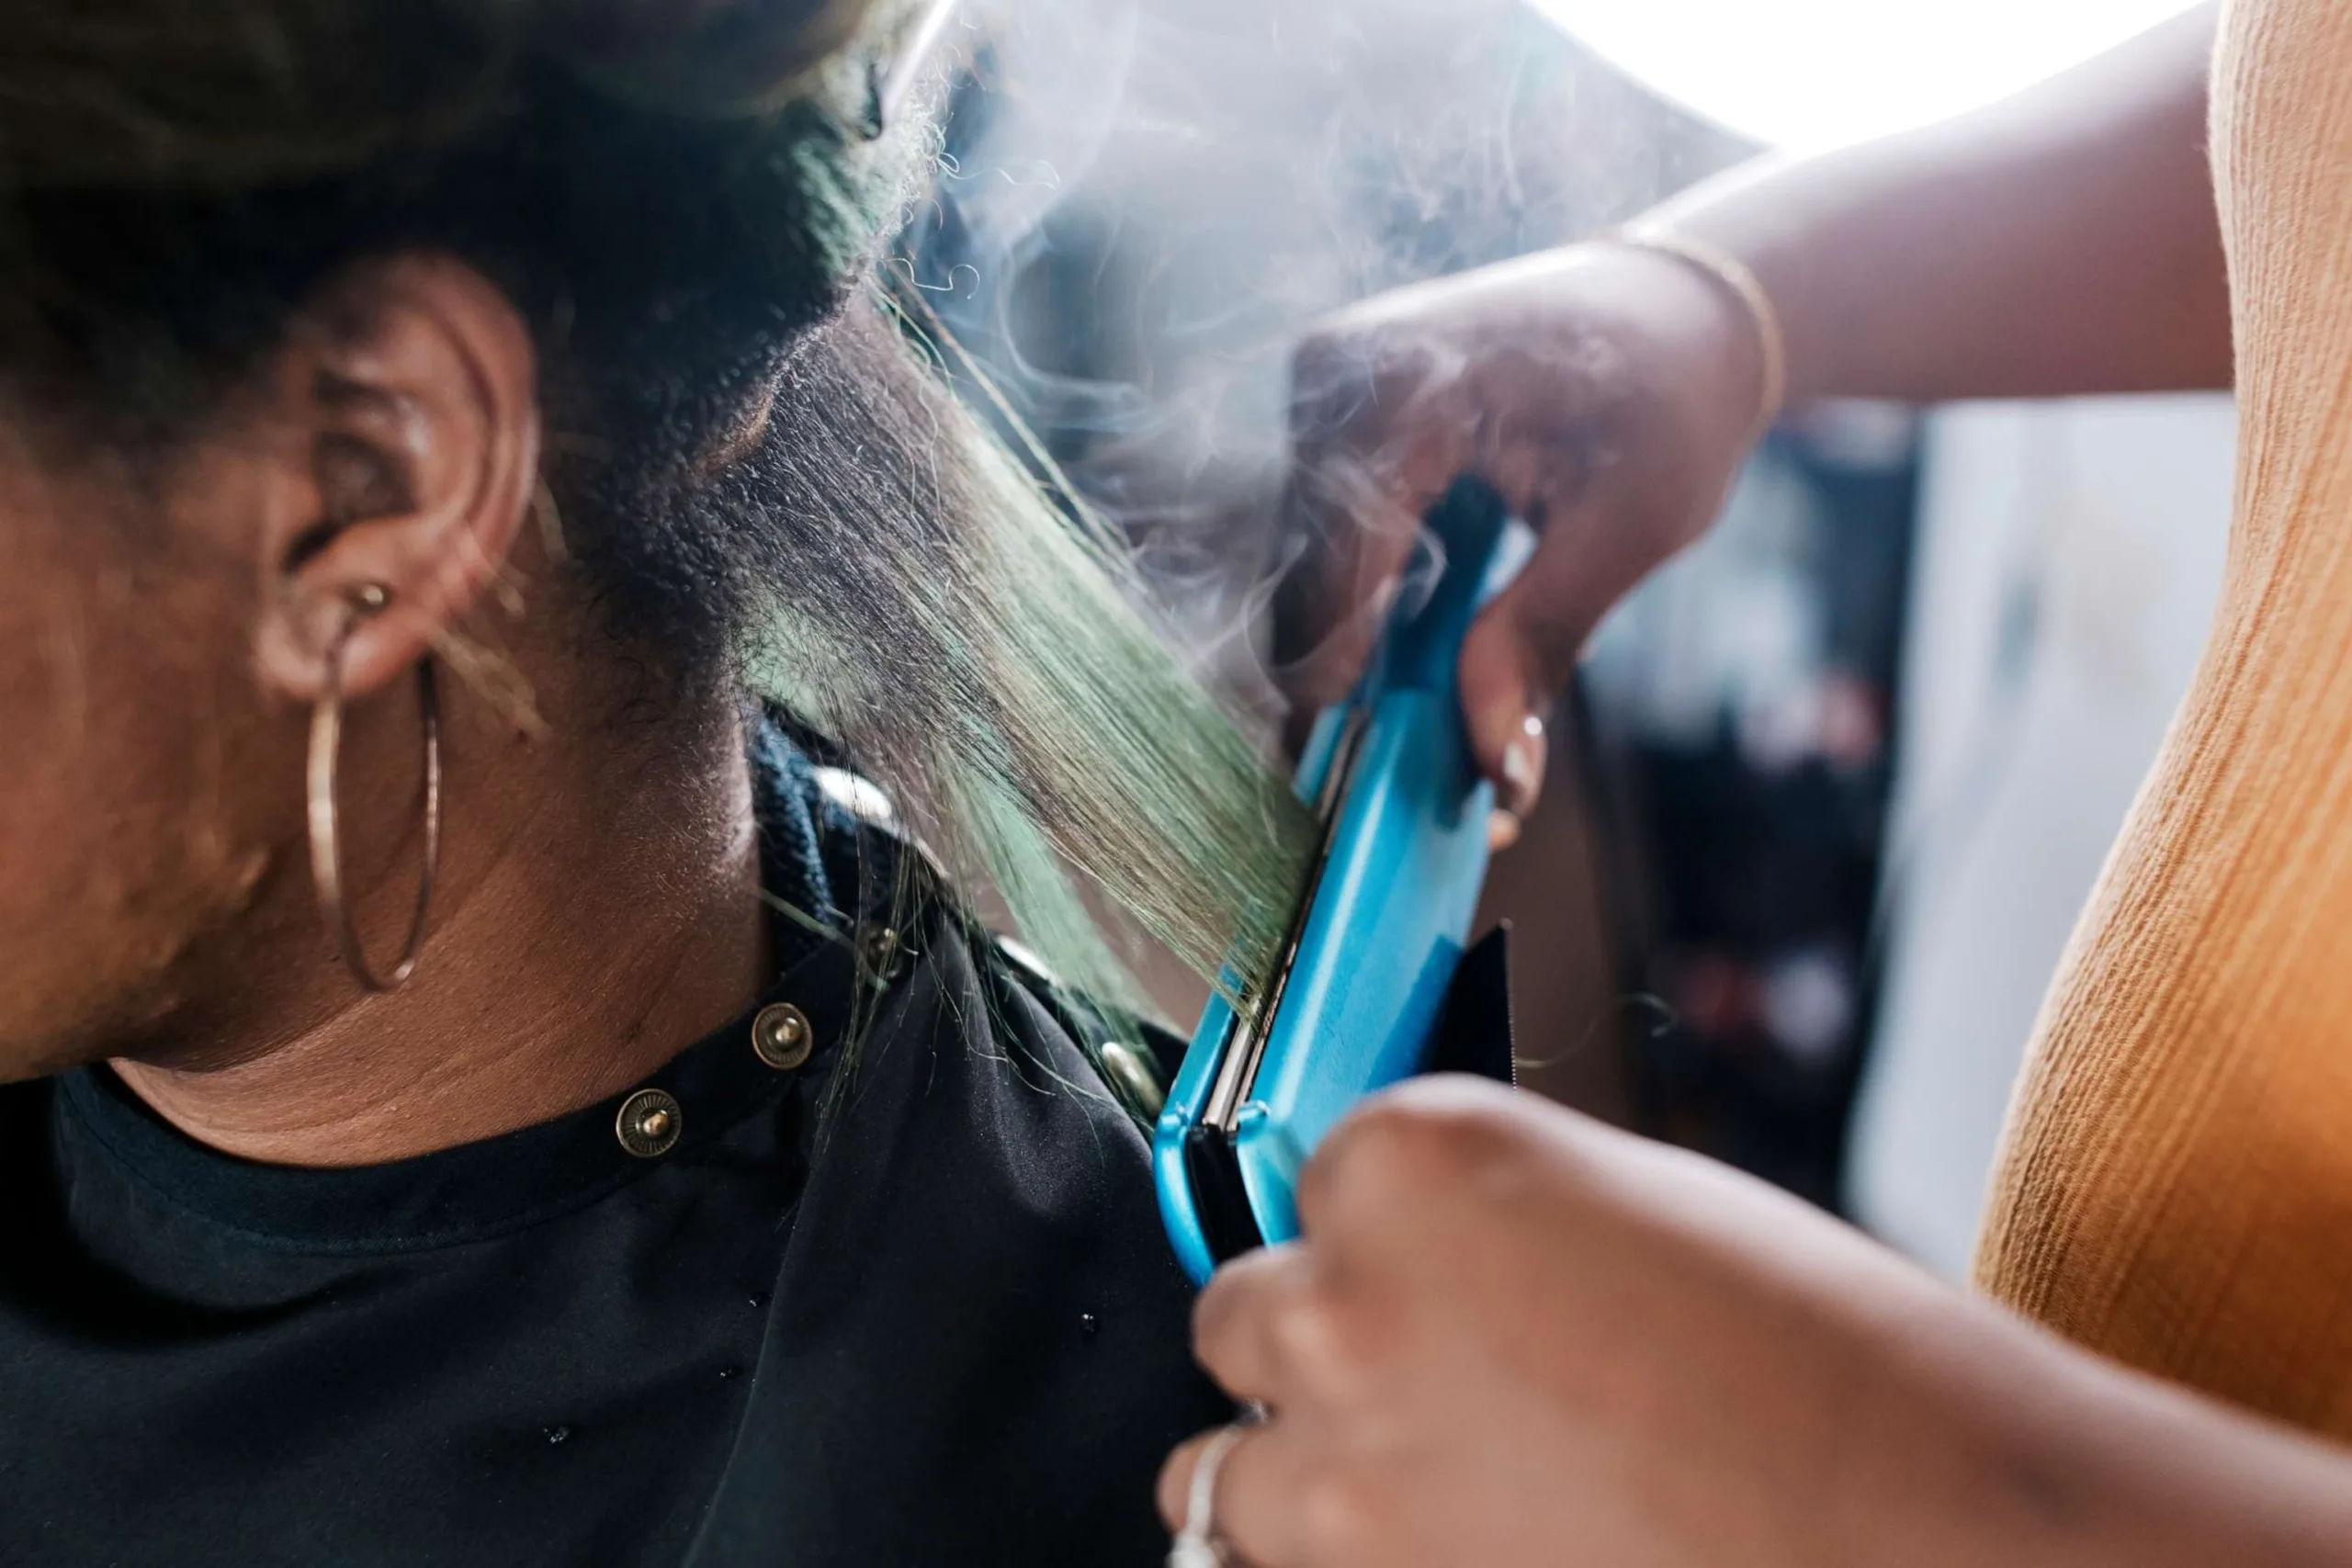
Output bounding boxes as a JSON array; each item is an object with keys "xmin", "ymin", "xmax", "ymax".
[{"xmin": 1974, "ymin": 0, "xmax": 2352, "ymax": 1437}]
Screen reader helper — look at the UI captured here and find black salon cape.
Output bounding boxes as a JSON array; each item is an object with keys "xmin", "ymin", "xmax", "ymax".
[{"xmin": 0, "ymin": 731, "xmax": 1227, "ymax": 1566}]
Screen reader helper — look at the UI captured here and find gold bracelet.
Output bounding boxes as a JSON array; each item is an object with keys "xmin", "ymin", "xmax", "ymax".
[{"xmin": 1609, "ymin": 226, "xmax": 1789, "ymax": 440}]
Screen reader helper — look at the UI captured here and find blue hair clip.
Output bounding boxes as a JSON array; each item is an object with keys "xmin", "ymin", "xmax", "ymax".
[{"xmin": 1155, "ymin": 479, "xmax": 1532, "ymax": 1283}]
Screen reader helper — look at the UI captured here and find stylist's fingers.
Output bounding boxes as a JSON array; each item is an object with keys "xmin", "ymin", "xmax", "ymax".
[
  {"xmin": 1272, "ymin": 422, "xmax": 1465, "ymax": 718},
  {"xmin": 1458, "ymin": 580, "xmax": 1559, "ymax": 822},
  {"xmin": 1155, "ymin": 1427, "xmax": 1216, "ymax": 1535},
  {"xmin": 1457, "ymin": 453, "xmax": 1709, "ymax": 813},
  {"xmin": 1275, "ymin": 299, "xmax": 1517, "ymax": 720},
  {"xmin": 1156, "ymin": 1421, "xmax": 1322, "ymax": 1567},
  {"xmin": 1460, "ymin": 558, "xmax": 1597, "ymax": 820},
  {"xmin": 1281, "ymin": 350, "xmax": 1609, "ymax": 807},
  {"xmin": 1191, "ymin": 1243, "xmax": 1322, "ymax": 1406}
]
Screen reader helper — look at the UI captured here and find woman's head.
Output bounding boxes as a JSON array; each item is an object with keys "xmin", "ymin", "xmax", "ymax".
[{"xmin": 0, "ymin": 0, "xmax": 1312, "ymax": 1081}]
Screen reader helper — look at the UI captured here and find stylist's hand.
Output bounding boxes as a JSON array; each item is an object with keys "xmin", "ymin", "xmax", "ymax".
[
  {"xmin": 1277, "ymin": 243, "xmax": 1771, "ymax": 821},
  {"xmin": 1157, "ymin": 1078, "xmax": 2115, "ymax": 1568}
]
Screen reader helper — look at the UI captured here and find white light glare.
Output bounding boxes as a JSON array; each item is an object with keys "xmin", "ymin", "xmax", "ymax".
[{"xmin": 1524, "ymin": 0, "xmax": 2208, "ymax": 152}]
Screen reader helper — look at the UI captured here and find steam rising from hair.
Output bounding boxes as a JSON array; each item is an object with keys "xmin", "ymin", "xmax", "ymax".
[
  {"xmin": 926, "ymin": 0, "xmax": 1756, "ymax": 677},
  {"xmin": 729, "ymin": 303, "xmax": 1316, "ymax": 1009}
]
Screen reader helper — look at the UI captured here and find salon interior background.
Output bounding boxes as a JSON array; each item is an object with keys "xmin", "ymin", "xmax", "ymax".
[{"xmin": 917, "ymin": 0, "xmax": 2221, "ymax": 1278}]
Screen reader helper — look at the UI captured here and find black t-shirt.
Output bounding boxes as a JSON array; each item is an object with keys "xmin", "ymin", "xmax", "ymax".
[{"xmin": 0, "ymin": 734, "xmax": 1225, "ymax": 1566}]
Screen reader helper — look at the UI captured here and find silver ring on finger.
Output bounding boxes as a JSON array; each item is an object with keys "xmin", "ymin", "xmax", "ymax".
[{"xmin": 1167, "ymin": 1423, "xmax": 1251, "ymax": 1568}]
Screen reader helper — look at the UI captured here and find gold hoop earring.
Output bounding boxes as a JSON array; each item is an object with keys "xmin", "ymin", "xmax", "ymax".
[{"xmin": 308, "ymin": 591, "xmax": 441, "ymax": 993}]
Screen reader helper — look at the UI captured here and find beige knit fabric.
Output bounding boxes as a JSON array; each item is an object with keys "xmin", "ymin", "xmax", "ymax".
[{"xmin": 1974, "ymin": 0, "xmax": 2352, "ymax": 1436}]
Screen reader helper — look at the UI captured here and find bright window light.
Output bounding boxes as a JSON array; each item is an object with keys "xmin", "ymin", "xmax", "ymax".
[{"xmin": 1523, "ymin": 0, "xmax": 2208, "ymax": 152}]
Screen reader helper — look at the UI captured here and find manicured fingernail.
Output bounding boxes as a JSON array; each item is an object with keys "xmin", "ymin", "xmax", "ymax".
[
  {"xmin": 1500, "ymin": 734, "xmax": 1543, "ymax": 812},
  {"xmin": 1488, "ymin": 809, "xmax": 1522, "ymax": 852}
]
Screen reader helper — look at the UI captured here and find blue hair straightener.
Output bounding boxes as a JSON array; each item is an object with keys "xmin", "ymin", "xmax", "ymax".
[{"xmin": 1154, "ymin": 479, "xmax": 1531, "ymax": 1284}]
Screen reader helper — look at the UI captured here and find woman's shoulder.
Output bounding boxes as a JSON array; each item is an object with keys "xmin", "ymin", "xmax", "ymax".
[
  {"xmin": 795, "ymin": 896, "xmax": 1179, "ymax": 1269},
  {"xmin": 710, "ymin": 875, "xmax": 1224, "ymax": 1566}
]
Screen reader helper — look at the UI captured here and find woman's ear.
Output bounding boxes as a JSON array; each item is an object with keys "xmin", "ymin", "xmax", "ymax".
[{"xmin": 249, "ymin": 252, "xmax": 540, "ymax": 705}]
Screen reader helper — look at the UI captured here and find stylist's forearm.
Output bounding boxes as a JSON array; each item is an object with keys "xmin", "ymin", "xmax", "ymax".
[
  {"xmin": 1831, "ymin": 1287, "xmax": 2352, "ymax": 1568},
  {"xmin": 1643, "ymin": 2, "xmax": 2229, "ymax": 402}
]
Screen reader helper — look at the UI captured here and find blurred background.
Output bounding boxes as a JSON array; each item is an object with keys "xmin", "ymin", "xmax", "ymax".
[{"xmin": 910, "ymin": 0, "xmax": 2222, "ymax": 1280}]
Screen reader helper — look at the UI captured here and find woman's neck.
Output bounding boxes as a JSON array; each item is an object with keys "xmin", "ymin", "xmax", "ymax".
[{"xmin": 112, "ymin": 673, "xmax": 769, "ymax": 1168}]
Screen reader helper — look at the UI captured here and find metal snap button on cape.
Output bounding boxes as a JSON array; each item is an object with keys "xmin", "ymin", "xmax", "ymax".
[
  {"xmin": 615, "ymin": 1088, "xmax": 684, "ymax": 1158},
  {"xmin": 859, "ymin": 926, "xmax": 906, "ymax": 986},
  {"xmin": 1099, "ymin": 1041, "xmax": 1166, "ymax": 1120},
  {"xmin": 751, "ymin": 1001, "xmax": 815, "ymax": 1070}
]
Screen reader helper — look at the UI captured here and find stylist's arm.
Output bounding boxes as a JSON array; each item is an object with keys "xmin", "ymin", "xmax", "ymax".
[
  {"xmin": 1276, "ymin": 6, "xmax": 2233, "ymax": 822},
  {"xmin": 1163, "ymin": 10, "xmax": 2352, "ymax": 1559},
  {"xmin": 1158, "ymin": 1078, "xmax": 2352, "ymax": 1567}
]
